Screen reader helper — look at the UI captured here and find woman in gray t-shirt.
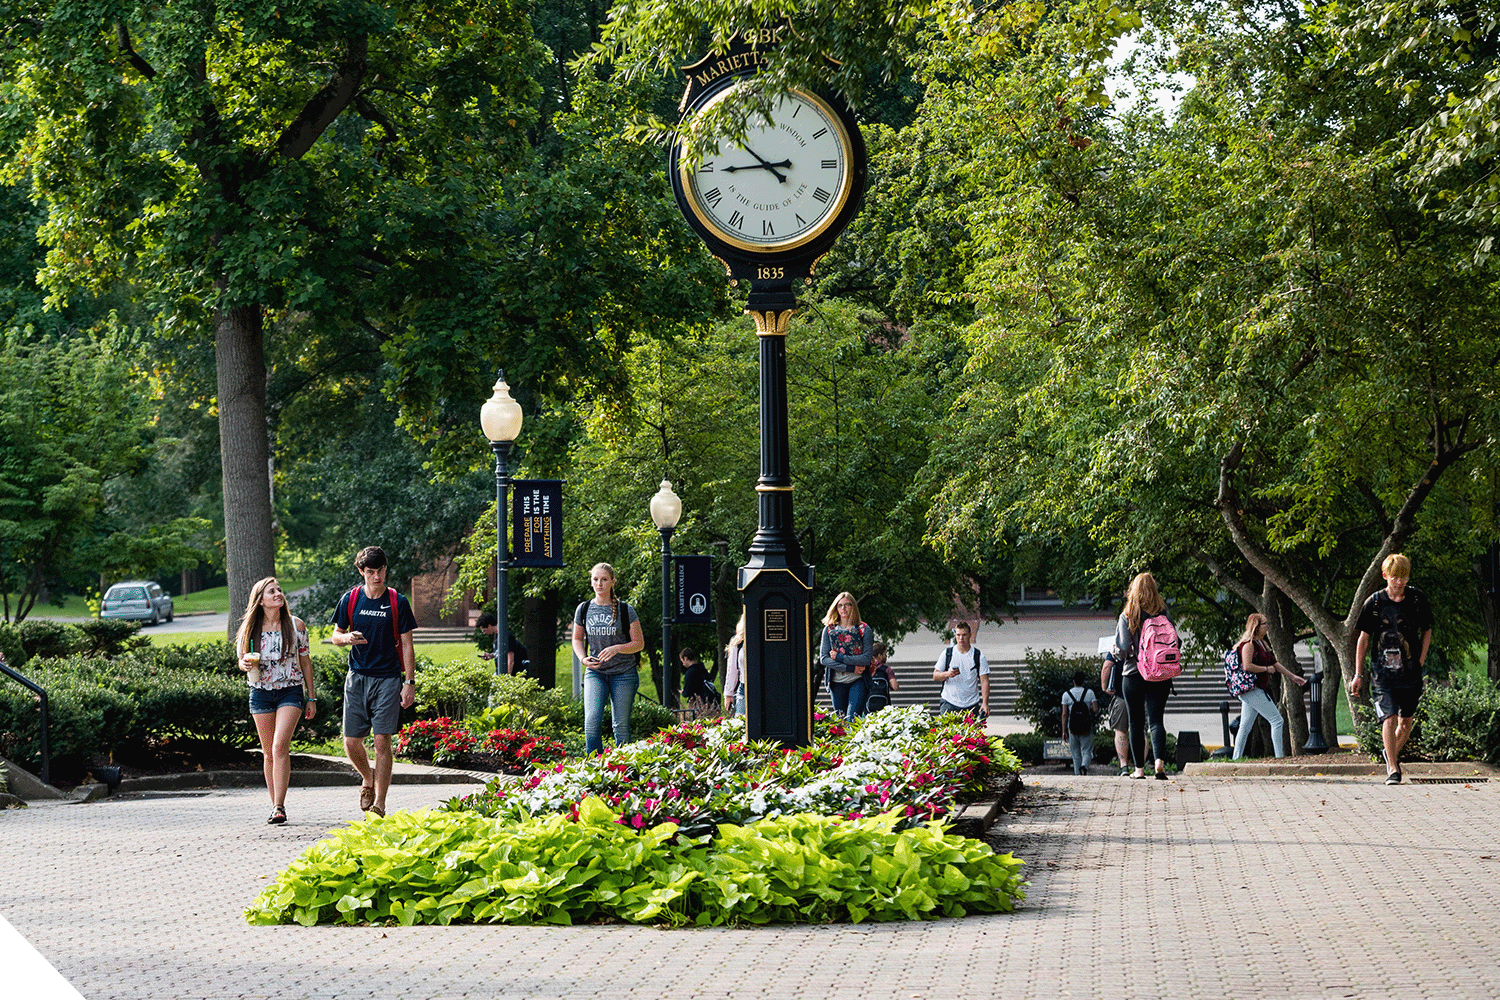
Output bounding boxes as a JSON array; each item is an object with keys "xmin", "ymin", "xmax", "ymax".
[{"xmin": 572, "ymin": 562, "xmax": 646, "ymax": 754}]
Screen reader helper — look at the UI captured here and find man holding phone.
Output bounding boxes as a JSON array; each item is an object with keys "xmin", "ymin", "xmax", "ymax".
[{"xmin": 331, "ymin": 546, "xmax": 417, "ymax": 816}]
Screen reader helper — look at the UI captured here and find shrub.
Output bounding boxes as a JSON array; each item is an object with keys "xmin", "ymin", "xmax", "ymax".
[
  {"xmin": 415, "ymin": 656, "xmax": 498, "ymax": 720},
  {"xmin": 1012, "ymin": 648, "xmax": 1103, "ymax": 738},
  {"xmin": 72, "ymin": 619, "xmax": 148, "ymax": 659},
  {"xmin": 1000, "ymin": 731, "xmax": 1045, "ymax": 765},
  {"xmin": 1418, "ymin": 675, "xmax": 1500, "ymax": 764},
  {"xmin": 0, "ymin": 624, "xmax": 23, "ymax": 669},
  {"xmin": 1356, "ymin": 675, "xmax": 1500, "ymax": 765},
  {"xmin": 0, "ymin": 656, "xmax": 140, "ymax": 771},
  {"xmin": 244, "ymin": 797, "xmax": 1027, "ymax": 927},
  {"xmin": 11, "ymin": 620, "xmax": 82, "ymax": 663}
]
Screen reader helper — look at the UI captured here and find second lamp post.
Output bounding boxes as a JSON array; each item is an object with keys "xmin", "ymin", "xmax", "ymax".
[
  {"xmin": 650, "ymin": 480, "xmax": 682, "ymax": 708},
  {"xmin": 480, "ymin": 371, "xmax": 523, "ymax": 677}
]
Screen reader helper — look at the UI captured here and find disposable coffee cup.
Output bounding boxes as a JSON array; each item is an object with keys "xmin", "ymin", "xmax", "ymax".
[{"xmin": 245, "ymin": 651, "xmax": 262, "ymax": 685}]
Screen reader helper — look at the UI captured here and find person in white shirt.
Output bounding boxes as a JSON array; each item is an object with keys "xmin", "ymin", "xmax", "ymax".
[
  {"xmin": 932, "ymin": 621, "xmax": 989, "ymax": 721},
  {"xmin": 1060, "ymin": 671, "xmax": 1099, "ymax": 775}
]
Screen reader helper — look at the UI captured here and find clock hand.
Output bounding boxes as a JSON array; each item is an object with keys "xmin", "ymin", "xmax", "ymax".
[
  {"xmin": 723, "ymin": 160, "xmax": 793, "ymax": 174},
  {"xmin": 739, "ymin": 146, "xmax": 789, "ymax": 183}
]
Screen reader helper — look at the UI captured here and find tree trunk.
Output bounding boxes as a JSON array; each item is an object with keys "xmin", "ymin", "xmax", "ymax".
[
  {"xmin": 215, "ymin": 302, "xmax": 276, "ymax": 639},
  {"xmin": 1479, "ymin": 546, "xmax": 1500, "ymax": 684},
  {"xmin": 1267, "ymin": 588, "xmax": 1308, "ymax": 755},
  {"xmin": 522, "ymin": 589, "xmax": 559, "ymax": 689}
]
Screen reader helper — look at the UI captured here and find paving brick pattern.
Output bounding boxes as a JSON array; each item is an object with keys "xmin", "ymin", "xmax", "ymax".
[{"xmin": 2, "ymin": 774, "xmax": 1498, "ymax": 1000}]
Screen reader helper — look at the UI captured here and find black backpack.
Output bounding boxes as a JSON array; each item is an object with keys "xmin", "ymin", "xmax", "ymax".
[
  {"xmin": 1065, "ymin": 687, "xmax": 1095, "ymax": 736},
  {"xmin": 865, "ymin": 673, "xmax": 891, "ymax": 714}
]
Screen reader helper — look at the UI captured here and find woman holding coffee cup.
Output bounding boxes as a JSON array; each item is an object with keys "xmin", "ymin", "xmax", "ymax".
[{"xmin": 235, "ymin": 577, "xmax": 316, "ymax": 824}]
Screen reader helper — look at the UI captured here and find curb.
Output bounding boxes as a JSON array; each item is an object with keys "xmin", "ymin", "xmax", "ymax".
[
  {"xmin": 1180, "ymin": 760, "xmax": 1500, "ymax": 779},
  {"xmin": 949, "ymin": 772, "xmax": 1023, "ymax": 838}
]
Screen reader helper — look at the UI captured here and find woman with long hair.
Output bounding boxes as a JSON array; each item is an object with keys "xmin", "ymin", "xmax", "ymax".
[
  {"xmin": 571, "ymin": 562, "xmax": 646, "ymax": 754},
  {"xmin": 723, "ymin": 611, "xmax": 747, "ymax": 718},
  {"xmin": 818, "ymin": 591, "xmax": 873, "ymax": 720},
  {"xmin": 235, "ymin": 577, "xmax": 315, "ymax": 824},
  {"xmin": 1232, "ymin": 613, "xmax": 1308, "ymax": 759},
  {"xmin": 1111, "ymin": 572, "xmax": 1173, "ymax": 780}
]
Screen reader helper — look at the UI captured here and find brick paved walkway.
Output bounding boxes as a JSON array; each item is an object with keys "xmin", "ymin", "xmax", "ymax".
[{"xmin": 2, "ymin": 773, "xmax": 1497, "ymax": 999}]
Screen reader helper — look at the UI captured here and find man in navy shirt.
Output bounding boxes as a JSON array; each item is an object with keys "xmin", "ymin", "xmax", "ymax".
[{"xmin": 331, "ymin": 546, "xmax": 417, "ymax": 816}]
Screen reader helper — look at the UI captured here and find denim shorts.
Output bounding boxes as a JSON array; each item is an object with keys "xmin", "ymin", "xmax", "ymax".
[{"xmin": 249, "ymin": 685, "xmax": 306, "ymax": 715}]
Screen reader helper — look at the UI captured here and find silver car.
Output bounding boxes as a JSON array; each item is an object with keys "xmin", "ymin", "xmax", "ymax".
[{"xmin": 100, "ymin": 581, "xmax": 174, "ymax": 625}]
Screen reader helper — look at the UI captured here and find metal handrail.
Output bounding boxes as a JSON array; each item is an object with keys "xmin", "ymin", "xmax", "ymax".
[{"xmin": 0, "ymin": 659, "xmax": 51, "ymax": 786}]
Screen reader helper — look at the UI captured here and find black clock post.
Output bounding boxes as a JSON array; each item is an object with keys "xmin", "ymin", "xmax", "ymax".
[{"xmin": 668, "ymin": 34, "xmax": 867, "ymax": 746}]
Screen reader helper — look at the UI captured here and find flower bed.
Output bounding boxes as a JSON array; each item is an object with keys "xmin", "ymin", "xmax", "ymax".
[
  {"xmin": 244, "ymin": 707, "xmax": 1027, "ymax": 927},
  {"xmin": 449, "ymin": 707, "xmax": 1020, "ymax": 837},
  {"xmin": 393, "ymin": 719, "xmax": 566, "ymax": 771}
]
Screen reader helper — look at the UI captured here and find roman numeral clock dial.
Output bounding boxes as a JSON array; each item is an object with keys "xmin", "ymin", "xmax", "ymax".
[{"xmin": 677, "ymin": 85, "xmax": 855, "ymax": 255}]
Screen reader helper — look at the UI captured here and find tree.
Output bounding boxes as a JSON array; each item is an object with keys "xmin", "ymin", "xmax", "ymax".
[
  {"xmin": 0, "ymin": 334, "xmax": 149, "ymax": 621},
  {"xmin": 0, "ymin": 0, "xmax": 548, "ymax": 635},
  {"xmin": 912, "ymin": 0, "xmax": 1500, "ymax": 737}
]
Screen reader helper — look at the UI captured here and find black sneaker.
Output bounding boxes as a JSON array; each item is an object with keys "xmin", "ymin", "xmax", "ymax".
[
  {"xmin": 1385, "ymin": 770, "xmax": 1402, "ymax": 785},
  {"xmin": 1080, "ymin": 766, "xmax": 1089, "ymax": 776}
]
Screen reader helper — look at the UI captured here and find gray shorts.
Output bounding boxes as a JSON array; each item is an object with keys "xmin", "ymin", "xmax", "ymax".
[
  {"xmin": 344, "ymin": 672, "xmax": 402, "ymax": 737},
  {"xmin": 1108, "ymin": 694, "xmax": 1128, "ymax": 731}
]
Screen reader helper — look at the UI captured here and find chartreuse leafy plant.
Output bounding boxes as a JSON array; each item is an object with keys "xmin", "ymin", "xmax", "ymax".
[{"xmin": 245, "ymin": 797, "xmax": 1025, "ymax": 927}]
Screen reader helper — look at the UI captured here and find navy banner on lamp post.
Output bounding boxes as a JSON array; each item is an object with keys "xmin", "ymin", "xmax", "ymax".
[
  {"xmin": 511, "ymin": 480, "xmax": 564, "ymax": 567},
  {"xmin": 673, "ymin": 555, "xmax": 713, "ymax": 624}
]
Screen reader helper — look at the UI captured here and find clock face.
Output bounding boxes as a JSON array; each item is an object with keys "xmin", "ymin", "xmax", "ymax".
[{"xmin": 679, "ymin": 86, "xmax": 853, "ymax": 253}]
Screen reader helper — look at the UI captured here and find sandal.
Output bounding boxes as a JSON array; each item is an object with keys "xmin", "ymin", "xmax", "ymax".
[
  {"xmin": 359, "ymin": 784, "xmax": 375, "ymax": 812},
  {"xmin": 267, "ymin": 805, "xmax": 287, "ymax": 825},
  {"xmin": 368, "ymin": 805, "xmax": 386, "ymax": 818}
]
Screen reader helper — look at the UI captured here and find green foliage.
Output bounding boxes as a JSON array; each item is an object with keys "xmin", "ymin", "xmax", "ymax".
[
  {"xmin": 1012, "ymin": 649, "xmax": 1102, "ymax": 738},
  {"xmin": 469, "ymin": 673, "xmax": 579, "ymax": 737},
  {"xmin": 1357, "ymin": 675, "xmax": 1500, "ymax": 765},
  {"xmin": 0, "ymin": 619, "xmax": 149, "ymax": 668},
  {"xmin": 0, "ymin": 334, "xmax": 151, "ymax": 623},
  {"xmin": 244, "ymin": 798, "xmax": 1026, "ymax": 927},
  {"xmin": 414, "ymin": 656, "xmax": 501, "ymax": 721}
]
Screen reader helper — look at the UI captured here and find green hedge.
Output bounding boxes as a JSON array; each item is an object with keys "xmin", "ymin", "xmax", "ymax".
[
  {"xmin": 0, "ymin": 619, "xmax": 147, "ymax": 668},
  {"xmin": 0, "ymin": 642, "xmax": 350, "ymax": 775}
]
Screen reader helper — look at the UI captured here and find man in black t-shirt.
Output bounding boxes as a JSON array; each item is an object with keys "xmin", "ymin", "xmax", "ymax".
[
  {"xmin": 331, "ymin": 546, "xmax": 417, "ymax": 816},
  {"xmin": 475, "ymin": 612, "xmax": 525, "ymax": 674},
  {"xmin": 679, "ymin": 648, "xmax": 717, "ymax": 704},
  {"xmin": 1349, "ymin": 553, "xmax": 1434, "ymax": 786}
]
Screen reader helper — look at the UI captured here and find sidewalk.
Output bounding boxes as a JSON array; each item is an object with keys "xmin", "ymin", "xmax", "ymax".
[{"xmin": 3, "ymin": 768, "xmax": 1498, "ymax": 999}]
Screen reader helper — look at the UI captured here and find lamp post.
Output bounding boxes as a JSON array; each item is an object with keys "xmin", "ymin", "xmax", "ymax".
[
  {"xmin": 480, "ymin": 371, "xmax": 523, "ymax": 678},
  {"xmin": 650, "ymin": 480, "xmax": 683, "ymax": 708}
]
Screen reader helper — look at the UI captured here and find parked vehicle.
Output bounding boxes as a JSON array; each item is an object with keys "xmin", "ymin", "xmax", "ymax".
[{"xmin": 100, "ymin": 581, "xmax": 174, "ymax": 625}]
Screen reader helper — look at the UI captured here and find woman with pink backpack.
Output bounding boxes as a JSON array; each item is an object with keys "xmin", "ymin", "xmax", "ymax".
[{"xmin": 1106, "ymin": 572, "xmax": 1180, "ymax": 780}]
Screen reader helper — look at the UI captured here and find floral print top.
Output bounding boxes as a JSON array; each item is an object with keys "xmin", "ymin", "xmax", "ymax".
[{"xmin": 248, "ymin": 619, "xmax": 311, "ymax": 690}]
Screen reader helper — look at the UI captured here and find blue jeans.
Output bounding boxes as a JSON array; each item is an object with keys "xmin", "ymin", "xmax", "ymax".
[
  {"xmin": 828, "ymin": 674, "xmax": 869, "ymax": 720},
  {"xmin": 584, "ymin": 668, "xmax": 639, "ymax": 754},
  {"xmin": 1067, "ymin": 732, "xmax": 1094, "ymax": 774},
  {"xmin": 1233, "ymin": 687, "xmax": 1287, "ymax": 758},
  {"xmin": 733, "ymin": 682, "xmax": 745, "ymax": 718}
]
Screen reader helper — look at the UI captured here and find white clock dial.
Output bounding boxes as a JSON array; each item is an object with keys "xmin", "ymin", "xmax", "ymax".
[{"xmin": 681, "ymin": 86, "xmax": 853, "ymax": 252}]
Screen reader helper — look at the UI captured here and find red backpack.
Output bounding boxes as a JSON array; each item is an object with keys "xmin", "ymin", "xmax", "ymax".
[{"xmin": 1136, "ymin": 613, "xmax": 1182, "ymax": 681}]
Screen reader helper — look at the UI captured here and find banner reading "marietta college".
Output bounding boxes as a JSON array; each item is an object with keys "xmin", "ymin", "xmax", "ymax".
[
  {"xmin": 673, "ymin": 554, "xmax": 713, "ymax": 624},
  {"xmin": 511, "ymin": 480, "xmax": 564, "ymax": 567}
]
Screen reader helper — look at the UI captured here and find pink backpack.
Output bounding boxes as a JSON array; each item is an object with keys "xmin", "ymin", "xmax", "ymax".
[{"xmin": 1136, "ymin": 614, "xmax": 1182, "ymax": 681}]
